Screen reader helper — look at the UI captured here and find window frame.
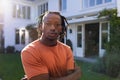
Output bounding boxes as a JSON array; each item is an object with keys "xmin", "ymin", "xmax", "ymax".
[
  {"xmin": 38, "ymin": 2, "xmax": 48, "ymax": 15},
  {"xmin": 77, "ymin": 25, "xmax": 82, "ymax": 47},
  {"xmin": 13, "ymin": 4, "xmax": 31, "ymax": 19},
  {"xmin": 83, "ymin": 0, "xmax": 112, "ymax": 8}
]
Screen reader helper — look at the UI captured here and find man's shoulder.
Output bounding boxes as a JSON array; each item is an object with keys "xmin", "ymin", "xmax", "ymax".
[
  {"xmin": 57, "ymin": 41, "xmax": 70, "ymax": 49},
  {"xmin": 22, "ymin": 39, "xmax": 40, "ymax": 52}
]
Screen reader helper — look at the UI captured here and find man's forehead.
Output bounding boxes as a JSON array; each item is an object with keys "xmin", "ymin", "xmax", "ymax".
[{"xmin": 42, "ymin": 13, "xmax": 61, "ymax": 21}]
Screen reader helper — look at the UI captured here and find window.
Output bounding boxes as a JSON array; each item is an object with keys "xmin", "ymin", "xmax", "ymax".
[
  {"xmin": 38, "ymin": 2, "xmax": 48, "ymax": 15},
  {"xmin": 15, "ymin": 29, "xmax": 20, "ymax": 44},
  {"xmin": 105, "ymin": 0, "xmax": 112, "ymax": 3},
  {"xmin": 15, "ymin": 29, "xmax": 26, "ymax": 45},
  {"xmin": 13, "ymin": 4, "xmax": 31, "ymax": 19},
  {"xmin": 83, "ymin": 0, "xmax": 112, "ymax": 8},
  {"xmin": 96, "ymin": 0, "xmax": 103, "ymax": 5},
  {"xmin": 83, "ymin": 0, "xmax": 89, "ymax": 8},
  {"xmin": 102, "ymin": 33, "xmax": 108, "ymax": 49},
  {"xmin": 27, "ymin": 7, "xmax": 30, "ymax": 19},
  {"xmin": 77, "ymin": 25, "xmax": 82, "ymax": 47},
  {"xmin": 90, "ymin": 0, "xmax": 95, "ymax": 7},
  {"xmin": 22, "ymin": 6, "xmax": 26, "ymax": 19},
  {"xmin": 21, "ymin": 30, "xmax": 25, "ymax": 44},
  {"xmin": 13, "ymin": 5, "xmax": 16, "ymax": 17},
  {"xmin": 101, "ymin": 22, "xmax": 109, "ymax": 49},
  {"xmin": 60, "ymin": 0, "xmax": 67, "ymax": 11}
]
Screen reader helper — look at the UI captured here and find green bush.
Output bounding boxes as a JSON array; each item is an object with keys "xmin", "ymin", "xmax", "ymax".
[
  {"xmin": 105, "ymin": 53, "xmax": 120, "ymax": 77},
  {"xmin": 94, "ymin": 9, "xmax": 120, "ymax": 78},
  {"xmin": 6, "ymin": 46, "xmax": 15, "ymax": 53},
  {"xmin": 92, "ymin": 57, "xmax": 106, "ymax": 74},
  {"xmin": 92, "ymin": 52, "xmax": 120, "ymax": 78}
]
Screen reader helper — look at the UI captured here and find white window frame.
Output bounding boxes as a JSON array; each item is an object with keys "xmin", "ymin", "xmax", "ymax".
[
  {"xmin": 38, "ymin": 2, "xmax": 48, "ymax": 15},
  {"xmin": 60, "ymin": 0, "xmax": 67, "ymax": 11},
  {"xmin": 13, "ymin": 4, "xmax": 31, "ymax": 19},
  {"xmin": 83, "ymin": 0, "xmax": 112, "ymax": 8}
]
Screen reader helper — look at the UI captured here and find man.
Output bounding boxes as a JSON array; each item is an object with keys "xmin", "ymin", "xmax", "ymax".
[{"xmin": 21, "ymin": 11, "xmax": 81, "ymax": 80}]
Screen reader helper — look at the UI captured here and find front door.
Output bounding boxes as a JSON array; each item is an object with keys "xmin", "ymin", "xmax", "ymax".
[{"xmin": 85, "ymin": 23, "xmax": 99, "ymax": 57}]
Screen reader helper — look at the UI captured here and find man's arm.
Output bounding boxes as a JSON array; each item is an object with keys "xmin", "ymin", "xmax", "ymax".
[
  {"xmin": 29, "ymin": 66, "xmax": 81, "ymax": 80},
  {"xmin": 50, "ymin": 66, "xmax": 81, "ymax": 80}
]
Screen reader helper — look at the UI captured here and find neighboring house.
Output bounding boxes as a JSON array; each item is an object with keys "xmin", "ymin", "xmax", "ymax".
[{"xmin": 0, "ymin": 0, "xmax": 119, "ymax": 58}]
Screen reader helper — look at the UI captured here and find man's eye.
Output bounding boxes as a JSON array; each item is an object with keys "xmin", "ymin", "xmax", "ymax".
[
  {"xmin": 56, "ymin": 24, "xmax": 61, "ymax": 27},
  {"xmin": 45, "ymin": 23, "xmax": 61, "ymax": 27},
  {"xmin": 46, "ymin": 23, "xmax": 51, "ymax": 26}
]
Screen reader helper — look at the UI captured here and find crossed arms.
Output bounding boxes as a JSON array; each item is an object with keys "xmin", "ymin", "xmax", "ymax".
[{"xmin": 29, "ymin": 66, "xmax": 81, "ymax": 80}]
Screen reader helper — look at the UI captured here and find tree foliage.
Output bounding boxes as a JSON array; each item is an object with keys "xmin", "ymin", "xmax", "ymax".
[
  {"xmin": 98, "ymin": 9, "xmax": 120, "ymax": 54},
  {"xmin": 97, "ymin": 9, "xmax": 120, "ymax": 78}
]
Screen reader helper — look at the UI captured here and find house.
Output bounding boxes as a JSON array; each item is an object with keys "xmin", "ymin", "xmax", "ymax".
[{"xmin": 0, "ymin": 0, "xmax": 119, "ymax": 57}]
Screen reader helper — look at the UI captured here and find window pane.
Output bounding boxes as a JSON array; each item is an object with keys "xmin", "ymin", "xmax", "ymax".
[
  {"xmin": 38, "ymin": 3, "xmax": 48, "ymax": 16},
  {"xmin": 96, "ymin": 0, "xmax": 102, "ymax": 5},
  {"xmin": 89, "ymin": 0, "xmax": 95, "ymax": 7},
  {"xmin": 102, "ymin": 22, "xmax": 108, "ymax": 31},
  {"xmin": 16, "ymin": 5, "xmax": 21, "ymax": 18},
  {"xmin": 27, "ymin": 7, "xmax": 30, "ymax": 19},
  {"xmin": 61, "ymin": 0, "xmax": 66, "ymax": 11},
  {"xmin": 63, "ymin": 0, "xmax": 66, "ymax": 10},
  {"xmin": 46, "ymin": 2, "xmax": 48, "ymax": 11},
  {"xmin": 77, "ymin": 26, "xmax": 82, "ymax": 47},
  {"xmin": 13, "ymin": 5, "xmax": 16, "ymax": 17},
  {"xmin": 77, "ymin": 25, "xmax": 82, "ymax": 32},
  {"xmin": 105, "ymin": 0, "xmax": 112, "ymax": 3},
  {"xmin": 15, "ymin": 29, "xmax": 20, "ymax": 44},
  {"xmin": 43, "ymin": 3, "xmax": 45, "ymax": 13},
  {"xmin": 83, "ymin": 0, "xmax": 89, "ymax": 8},
  {"xmin": 21, "ymin": 30, "xmax": 25, "ymax": 44},
  {"xmin": 102, "ymin": 32, "xmax": 108, "ymax": 49},
  {"xmin": 22, "ymin": 6, "xmax": 26, "ymax": 19},
  {"xmin": 40, "ymin": 4, "xmax": 43, "ymax": 14},
  {"xmin": 38, "ymin": 5, "xmax": 41, "ymax": 15},
  {"xmin": 77, "ymin": 34, "xmax": 82, "ymax": 47}
]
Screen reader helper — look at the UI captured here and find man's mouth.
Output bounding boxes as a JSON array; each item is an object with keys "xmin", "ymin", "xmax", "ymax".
[{"xmin": 49, "ymin": 32, "xmax": 59, "ymax": 37}]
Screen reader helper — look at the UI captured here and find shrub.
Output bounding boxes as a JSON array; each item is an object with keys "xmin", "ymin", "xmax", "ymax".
[
  {"xmin": 95, "ymin": 9, "xmax": 120, "ymax": 78},
  {"xmin": 105, "ymin": 53, "xmax": 120, "ymax": 77},
  {"xmin": 6, "ymin": 46, "xmax": 15, "ymax": 53},
  {"xmin": 92, "ymin": 57, "xmax": 106, "ymax": 74}
]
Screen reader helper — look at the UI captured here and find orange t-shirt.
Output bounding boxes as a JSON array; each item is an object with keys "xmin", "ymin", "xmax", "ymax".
[{"xmin": 21, "ymin": 39, "xmax": 75, "ymax": 79}]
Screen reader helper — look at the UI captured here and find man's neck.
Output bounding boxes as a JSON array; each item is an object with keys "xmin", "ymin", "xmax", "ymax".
[{"xmin": 39, "ymin": 37, "xmax": 57, "ymax": 46}]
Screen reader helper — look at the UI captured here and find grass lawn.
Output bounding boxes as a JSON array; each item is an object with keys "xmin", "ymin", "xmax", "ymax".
[
  {"xmin": 0, "ymin": 54, "xmax": 118, "ymax": 80},
  {"xmin": 0, "ymin": 54, "xmax": 24, "ymax": 80}
]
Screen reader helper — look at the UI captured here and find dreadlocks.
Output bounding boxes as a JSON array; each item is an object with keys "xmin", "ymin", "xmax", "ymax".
[{"xmin": 37, "ymin": 11, "xmax": 69, "ymax": 41}]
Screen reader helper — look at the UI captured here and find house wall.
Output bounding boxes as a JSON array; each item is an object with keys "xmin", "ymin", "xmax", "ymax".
[
  {"xmin": 48, "ymin": 0, "xmax": 59, "ymax": 11},
  {"xmin": 3, "ymin": 0, "xmax": 36, "ymax": 51},
  {"xmin": 65, "ymin": 0, "xmax": 117, "ymax": 57},
  {"xmin": 67, "ymin": 24, "xmax": 77, "ymax": 56},
  {"xmin": 2, "ymin": 0, "xmax": 118, "ymax": 55}
]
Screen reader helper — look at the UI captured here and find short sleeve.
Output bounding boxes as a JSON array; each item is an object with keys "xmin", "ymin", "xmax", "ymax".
[
  {"xmin": 66, "ymin": 47, "xmax": 75, "ymax": 70},
  {"xmin": 21, "ymin": 50, "xmax": 48, "ymax": 79}
]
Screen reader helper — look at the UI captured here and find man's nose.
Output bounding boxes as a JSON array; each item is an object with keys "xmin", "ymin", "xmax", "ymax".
[{"xmin": 50, "ymin": 24, "xmax": 56, "ymax": 30}]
